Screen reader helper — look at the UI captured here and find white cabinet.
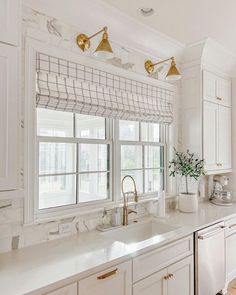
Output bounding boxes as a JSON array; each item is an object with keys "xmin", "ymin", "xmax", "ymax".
[
  {"xmin": 203, "ymin": 101, "xmax": 231, "ymax": 172},
  {"xmin": 0, "ymin": 43, "xmax": 18, "ymax": 191},
  {"xmin": 203, "ymin": 71, "xmax": 231, "ymax": 107},
  {"xmin": 0, "ymin": 0, "xmax": 20, "ymax": 46},
  {"xmin": 167, "ymin": 256, "xmax": 194, "ymax": 295},
  {"xmin": 78, "ymin": 261, "xmax": 132, "ymax": 295},
  {"xmin": 45, "ymin": 283, "xmax": 77, "ymax": 295},
  {"xmin": 218, "ymin": 105, "xmax": 231, "ymax": 170},
  {"xmin": 133, "ymin": 256, "xmax": 194, "ymax": 295},
  {"xmin": 203, "ymin": 101, "xmax": 218, "ymax": 171},
  {"xmin": 225, "ymin": 218, "xmax": 236, "ymax": 284}
]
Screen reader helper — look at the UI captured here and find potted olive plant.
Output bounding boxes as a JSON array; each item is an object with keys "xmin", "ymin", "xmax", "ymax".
[{"xmin": 169, "ymin": 149, "xmax": 205, "ymax": 213}]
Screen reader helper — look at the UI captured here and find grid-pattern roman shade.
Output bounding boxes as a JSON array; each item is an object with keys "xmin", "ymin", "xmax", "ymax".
[{"xmin": 36, "ymin": 52, "xmax": 174, "ymax": 124}]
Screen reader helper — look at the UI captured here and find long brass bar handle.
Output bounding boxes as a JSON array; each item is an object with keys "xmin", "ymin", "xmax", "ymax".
[{"xmin": 97, "ymin": 268, "xmax": 118, "ymax": 280}]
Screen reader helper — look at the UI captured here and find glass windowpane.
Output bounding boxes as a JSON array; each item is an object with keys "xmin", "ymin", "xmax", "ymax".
[
  {"xmin": 145, "ymin": 169, "xmax": 163, "ymax": 193},
  {"xmin": 39, "ymin": 175, "xmax": 76, "ymax": 209},
  {"xmin": 145, "ymin": 146, "xmax": 163, "ymax": 169},
  {"xmin": 79, "ymin": 172, "xmax": 109, "ymax": 202},
  {"xmin": 141, "ymin": 123, "xmax": 160, "ymax": 142},
  {"xmin": 39, "ymin": 143, "xmax": 76, "ymax": 175},
  {"xmin": 76, "ymin": 114, "xmax": 105, "ymax": 139},
  {"xmin": 37, "ymin": 109, "xmax": 73, "ymax": 137},
  {"xmin": 121, "ymin": 145, "xmax": 142, "ymax": 170},
  {"xmin": 79, "ymin": 144, "xmax": 109, "ymax": 172},
  {"xmin": 119, "ymin": 120, "xmax": 139, "ymax": 141}
]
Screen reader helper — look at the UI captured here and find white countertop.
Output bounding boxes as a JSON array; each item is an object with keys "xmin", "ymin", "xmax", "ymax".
[{"xmin": 1, "ymin": 201, "xmax": 236, "ymax": 295}]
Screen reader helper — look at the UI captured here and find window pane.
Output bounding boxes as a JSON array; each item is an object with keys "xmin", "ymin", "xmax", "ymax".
[
  {"xmin": 145, "ymin": 169, "xmax": 163, "ymax": 193},
  {"xmin": 37, "ymin": 109, "xmax": 73, "ymax": 137},
  {"xmin": 121, "ymin": 170, "xmax": 143, "ymax": 195},
  {"xmin": 79, "ymin": 144, "xmax": 109, "ymax": 172},
  {"xmin": 119, "ymin": 120, "xmax": 139, "ymax": 141},
  {"xmin": 76, "ymin": 114, "xmax": 105, "ymax": 139},
  {"xmin": 39, "ymin": 143, "xmax": 76, "ymax": 175},
  {"xmin": 79, "ymin": 172, "xmax": 109, "ymax": 202},
  {"xmin": 121, "ymin": 145, "xmax": 142, "ymax": 169},
  {"xmin": 145, "ymin": 146, "xmax": 163, "ymax": 168},
  {"xmin": 141, "ymin": 123, "xmax": 160, "ymax": 142},
  {"xmin": 39, "ymin": 175, "xmax": 76, "ymax": 209}
]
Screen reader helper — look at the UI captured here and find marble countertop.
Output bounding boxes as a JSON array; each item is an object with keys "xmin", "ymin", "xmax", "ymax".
[{"xmin": 1, "ymin": 201, "xmax": 236, "ymax": 295}]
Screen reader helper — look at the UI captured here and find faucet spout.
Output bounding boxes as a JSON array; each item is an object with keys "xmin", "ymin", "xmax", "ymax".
[{"xmin": 121, "ymin": 175, "xmax": 139, "ymax": 226}]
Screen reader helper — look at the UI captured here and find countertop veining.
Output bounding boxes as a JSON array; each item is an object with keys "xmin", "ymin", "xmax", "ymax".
[{"xmin": 1, "ymin": 201, "xmax": 236, "ymax": 295}]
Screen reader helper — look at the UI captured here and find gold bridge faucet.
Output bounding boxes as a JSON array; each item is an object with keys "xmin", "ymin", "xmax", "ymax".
[{"xmin": 121, "ymin": 175, "xmax": 139, "ymax": 226}]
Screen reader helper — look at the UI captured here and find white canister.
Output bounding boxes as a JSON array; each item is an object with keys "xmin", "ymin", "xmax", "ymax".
[{"xmin": 178, "ymin": 193, "xmax": 198, "ymax": 213}]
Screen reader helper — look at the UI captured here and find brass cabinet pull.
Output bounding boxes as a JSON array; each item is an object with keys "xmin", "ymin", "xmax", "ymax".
[
  {"xmin": 164, "ymin": 275, "xmax": 169, "ymax": 280},
  {"xmin": 168, "ymin": 273, "xmax": 174, "ymax": 278},
  {"xmin": 97, "ymin": 268, "xmax": 118, "ymax": 280},
  {"xmin": 217, "ymin": 97, "xmax": 222, "ymax": 101},
  {"xmin": 229, "ymin": 224, "xmax": 236, "ymax": 229}
]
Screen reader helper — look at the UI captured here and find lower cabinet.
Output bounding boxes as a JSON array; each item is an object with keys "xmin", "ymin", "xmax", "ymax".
[
  {"xmin": 133, "ymin": 256, "xmax": 194, "ymax": 295},
  {"xmin": 45, "ymin": 282, "xmax": 77, "ymax": 295},
  {"xmin": 78, "ymin": 261, "xmax": 132, "ymax": 295},
  {"xmin": 226, "ymin": 218, "xmax": 236, "ymax": 283}
]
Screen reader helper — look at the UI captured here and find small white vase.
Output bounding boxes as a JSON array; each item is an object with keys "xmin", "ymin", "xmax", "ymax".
[{"xmin": 178, "ymin": 193, "xmax": 198, "ymax": 213}]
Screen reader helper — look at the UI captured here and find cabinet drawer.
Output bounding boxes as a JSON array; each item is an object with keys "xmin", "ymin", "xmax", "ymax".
[
  {"xmin": 78, "ymin": 260, "xmax": 132, "ymax": 295},
  {"xmin": 45, "ymin": 283, "xmax": 77, "ymax": 295},
  {"xmin": 133, "ymin": 235, "xmax": 193, "ymax": 282}
]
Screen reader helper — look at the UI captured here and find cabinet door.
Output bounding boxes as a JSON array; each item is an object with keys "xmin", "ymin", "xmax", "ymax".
[
  {"xmin": 45, "ymin": 283, "xmax": 77, "ymax": 295},
  {"xmin": 167, "ymin": 256, "xmax": 194, "ymax": 295},
  {"xmin": 0, "ymin": 0, "xmax": 19, "ymax": 46},
  {"xmin": 226, "ymin": 232, "xmax": 236, "ymax": 283},
  {"xmin": 218, "ymin": 105, "xmax": 231, "ymax": 170},
  {"xmin": 133, "ymin": 269, "xmax": 167, "ymax": 295},
  {"xmin": 0, "ymin": 44, "xmax": 18, "ymax": 191},
  {"xmin": 216, "ymin": 77, "xmax": 231, "ymax": 107},
  {"xmin": 78, "ymin": 261, "xmax": 132, "ymax": 295},
  {"xmin": 203, "ymin": 71, "xmax": 217, "ymax": 102},
  {"xmin": 203, "ymin": 101, "xmax": 218, "ymax": 171}
]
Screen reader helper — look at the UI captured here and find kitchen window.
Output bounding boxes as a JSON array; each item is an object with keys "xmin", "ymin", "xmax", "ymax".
[
  {"xmin": 37, "ymin": 109, "xmax": 112, "ymax": 210},
  {"xmin": 119, "ymin": 120, "xmax": 165, "ymax": 197},
  {"xmin": 36, "ymin": 111, "xmax": 165, "ymax": 211}
]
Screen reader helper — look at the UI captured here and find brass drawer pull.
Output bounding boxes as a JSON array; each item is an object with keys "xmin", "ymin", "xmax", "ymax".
[
  {"xmin": 164, "ymin": 275, "xmax": 169, "ymax": 280},
  {"xmin": 97, "ymin": 268, "xmax": 118, "ymax": 280},
  {"xmin": 229, "ymin": 224, "xmax": 236, "ymax": 229},
  {"xmin": 169, "ymin": 273, "xmax": 174, "ymax": 278},
  {"xmin": 217, "ymin": 97, "xmax": 222, "ymax": 101}
]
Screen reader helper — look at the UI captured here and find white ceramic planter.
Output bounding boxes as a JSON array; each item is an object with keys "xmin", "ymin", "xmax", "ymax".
[{"xmin": 178, "ymin": 193, "xmax": 198, "ymax": 213}]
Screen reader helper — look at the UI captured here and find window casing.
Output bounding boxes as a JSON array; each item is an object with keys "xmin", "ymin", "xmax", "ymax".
[{"xmin": 36, "ymin": 109, "xmax": 166, "ymax": 215}]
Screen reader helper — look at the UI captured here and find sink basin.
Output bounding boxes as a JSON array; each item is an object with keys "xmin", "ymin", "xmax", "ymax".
[{"xmin": 101, "ymin": 219, "xmax": 179, "ymax": 244}]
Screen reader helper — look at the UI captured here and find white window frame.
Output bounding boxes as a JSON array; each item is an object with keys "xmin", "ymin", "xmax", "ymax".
[{"xmin": 24, "ymin": 39, "xmax": 170, "ymax": 225}]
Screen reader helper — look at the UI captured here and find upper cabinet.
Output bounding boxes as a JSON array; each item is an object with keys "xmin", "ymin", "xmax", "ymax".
[
  {"xmin": 0, "ymin": 0, "xmax": 20, "ymax": 46},
  {"xmin": 203, "ymin": 70, "xmax": 231, "ymax": 107},
  {"xmin": 0, "ymin": 43, "xmax": 18, "ymax": 191}
]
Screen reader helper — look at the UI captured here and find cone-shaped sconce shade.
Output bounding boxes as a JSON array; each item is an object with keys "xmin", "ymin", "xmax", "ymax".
[
  {"xmin": 94, "ymin": 32, "xmax": 113, "ymax": 58},
  {"xmin": 166, "ymin": 58, "xmax": 181, "ymax": 81}
]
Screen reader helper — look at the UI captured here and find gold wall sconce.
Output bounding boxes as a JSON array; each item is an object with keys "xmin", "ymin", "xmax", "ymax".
[
  {"xmin": 76, "ymin": 26, "xmax": 113, "ymax": 58},
  {"xmin": 144, "ymin": 57, "xmax": 181, "ymax": 81}
]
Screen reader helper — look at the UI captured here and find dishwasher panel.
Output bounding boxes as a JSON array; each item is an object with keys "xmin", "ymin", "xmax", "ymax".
[{"xmin": 195, "ymin": 222, "xmax": 226, "ymax": 295}]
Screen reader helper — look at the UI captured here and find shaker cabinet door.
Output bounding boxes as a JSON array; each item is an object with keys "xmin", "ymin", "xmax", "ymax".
[
  {"xmin": 218, "ymin": 105, "xmax": 231, "ymax": 170},
  {"xmin": 0, "ymin": 44, "xmax": 18, "ymax": 191},
  {"xmin": 0, "ymin": 0, "xmax": 20, "ymax": 46},
  {"xmin": 203, "ymin": 101, "xmax": 218, "ymax": 171}
]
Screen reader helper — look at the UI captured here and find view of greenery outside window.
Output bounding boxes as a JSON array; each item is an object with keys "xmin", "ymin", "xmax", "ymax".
[
  {"xmin": 36, "ymin": 110, "xmax": 165, "ymax": 211},
  {"xmin": 119, "ymin": 120, "xmax": 164, "ymax": 197}
]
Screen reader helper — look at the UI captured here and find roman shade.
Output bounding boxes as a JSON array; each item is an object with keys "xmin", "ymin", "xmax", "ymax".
[{"xmin": 36, "ymin": 52, "xmax": 174, "ymax": 124}]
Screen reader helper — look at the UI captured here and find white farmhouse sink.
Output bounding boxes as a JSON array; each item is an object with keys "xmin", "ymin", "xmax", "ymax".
[{"xmin": 101, "ymin": 219, "xmax": 179, "ymax": 245}]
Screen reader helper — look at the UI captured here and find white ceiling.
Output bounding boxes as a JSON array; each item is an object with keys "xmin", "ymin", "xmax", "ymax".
[{"xmin": 102, "ymin": 0, "xmax": 236, "ymax": 53}]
